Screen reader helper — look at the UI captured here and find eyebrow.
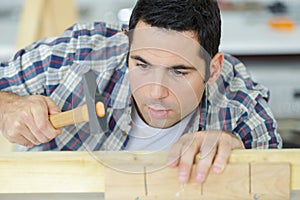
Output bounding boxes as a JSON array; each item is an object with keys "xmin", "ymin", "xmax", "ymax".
[
  {"xmin": 130, "ymin": 55, "xmax": 197, "ymax": 71},
  {"xmin": 130, "ymin": 55, "xmax": 152, "ymax": 66}
]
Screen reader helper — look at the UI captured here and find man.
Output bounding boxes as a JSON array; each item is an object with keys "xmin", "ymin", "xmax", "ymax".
[{"xmin": 0, "ymin": 0, "xmax": 281, "ymax": 184}]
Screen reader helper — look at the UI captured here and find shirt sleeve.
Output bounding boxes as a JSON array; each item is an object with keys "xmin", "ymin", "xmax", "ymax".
[
  {"xmin": 208, "ymin": 54, "xmax": 282, "ymax": 149},
  {"xmin": 226, "ymin": 55, "xmax": 282, "ymax": 149},
  {"xmin": 0, "ymin": 24, "xmax": 77, "ymax": 96},
  {"xmin": 233, "ymin": 97, "xmax": 283, "ymax": 149}
]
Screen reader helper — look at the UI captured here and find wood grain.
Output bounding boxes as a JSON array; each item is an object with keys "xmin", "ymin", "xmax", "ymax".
[
  {"xmin": 105, "ymin": 163, "xmax": 289, "ymax": 200},
  {"xmin": 0, "ymin": 149, "xmax": 298, "ymax": 195},
  {"xmin": 251, "ymin": 163, "xmax": 290, "ymax": 199},
  {"xmin": 0, "ymin": 152, "xmax": 104, "ymax": 193}
]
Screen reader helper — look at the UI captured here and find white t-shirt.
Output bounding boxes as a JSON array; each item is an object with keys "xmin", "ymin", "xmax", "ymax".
[{"xmin": 125, "ymin": 107, "xmax": 195, "ymax": 150}]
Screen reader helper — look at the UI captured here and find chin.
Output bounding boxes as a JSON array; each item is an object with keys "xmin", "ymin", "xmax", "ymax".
[{"xmin": 148, "ymin": 119, "xmax": 174, "ymax": 129}]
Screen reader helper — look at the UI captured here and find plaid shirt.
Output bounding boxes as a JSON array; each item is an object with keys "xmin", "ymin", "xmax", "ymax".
[{"xmin": 0, "ymin": 22, "xmax": 282, "ymax": 151}]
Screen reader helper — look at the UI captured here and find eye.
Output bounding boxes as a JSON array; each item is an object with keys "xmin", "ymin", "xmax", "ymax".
[
  {"xmin": 136, "ymin": 63, "xmax": 149, "ymax": 69},
  {"xmin": 169, "ymin": 68, "xmax": 189, "ymax": 77}
]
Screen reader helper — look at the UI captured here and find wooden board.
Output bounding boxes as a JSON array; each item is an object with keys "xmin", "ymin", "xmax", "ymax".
[
  {"xmin": 16, "ymin": 0, "xmax": 77, "ymax": 49},
  {"xmin": 0, "ymin": 149, "xmax": 298, "ymax": 194},
  {"xmin": 0, "ymin": 134, "xmax": 15, "ymax": 152},
  {"xmin": 105, "ymin": 163, "xmax": 290, "ymax": 200},
  {"xmin": 0, "ymin": 152, "xmax": 104, "ymax": 193},
  {"xmin": 229, "ymin": 149, "xmax": 300, "ymax": 190},
  {"xmin": 251, "ymin": 163, "xmax": 290, "ymax": 199}
]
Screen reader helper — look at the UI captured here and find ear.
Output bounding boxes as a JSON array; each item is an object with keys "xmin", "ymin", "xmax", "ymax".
[{"xmin": 206, "ymin": 53, "xmax": 223, "ymax": 85}]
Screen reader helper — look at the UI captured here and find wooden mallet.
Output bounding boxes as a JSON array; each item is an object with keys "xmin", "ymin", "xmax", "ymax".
[{"xmin": 49, "ymin": 71, "xmax": 107, "ymax": 132}]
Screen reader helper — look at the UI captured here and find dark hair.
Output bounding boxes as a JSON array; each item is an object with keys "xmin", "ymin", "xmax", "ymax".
[{"xmin": 129, "ymin": 0, "xmax": 221, "ymax": 57}]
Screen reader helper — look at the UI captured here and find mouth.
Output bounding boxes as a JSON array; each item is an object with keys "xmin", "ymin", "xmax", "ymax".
[{"xmin": 147, "ymin": 105, "xmax": 170, "ymax": 119}]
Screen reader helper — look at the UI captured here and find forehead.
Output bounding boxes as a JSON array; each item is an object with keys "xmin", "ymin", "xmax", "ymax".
[{"xmin": 129, "ymin": 21, "xmax": 208, "ymax": 68}]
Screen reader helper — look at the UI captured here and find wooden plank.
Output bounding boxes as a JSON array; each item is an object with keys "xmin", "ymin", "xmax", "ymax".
[
  {"xmin": 0, "ymin": 149, "xmax": 298, "ymax": 194},
  {"xmin": 146, "ymin": 166, "xmax": 203, "ymax": 199},
  {"xmin": 105, "ymin": 163, "xmax": 289, "ymax": 200},
  {"xmin": 229, "ymin": 149, "xmax": 300, "ymax": 190},
  {"xmin": 0, "ymin": 134, "xmax": 15, "ymax": 152},
  {"xmin": 16, "ymin": 0, "xmax": 45, "ymax": 49},
  {"xmin": 40, "ymin": 0, "xmax": 77, "ymax": 38},
  {"xmin": 95, "ymin": 149, "xmax": 300, "ymax": 190},
  {"xmin": 147, "ymin": 163, "xmax": 251, "ymax": 200},
  {"xmin": 16, "ymin": 0, "xmax": 77, "ymax": 49},
  {"xmin": 202, "ymin": 163, "xmax": 250, "ymax": 200},
  {"xmin": 105, "ymin": 167, "xmax": 146, "ymax": 200},
  {"xmin": 251, "ymin": 163, "xmax": 290, "ymax": 200},
  {"xmin": 0, "ymin": 152, "xmax": 104, "ymax": 193}
]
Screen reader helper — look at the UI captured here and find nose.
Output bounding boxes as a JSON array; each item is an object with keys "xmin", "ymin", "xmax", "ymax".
[{"xmin": 149, "ymin": 83, "xmax": 169, "ymax": 99}]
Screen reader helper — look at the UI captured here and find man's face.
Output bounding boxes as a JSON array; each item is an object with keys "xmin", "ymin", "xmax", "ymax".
[{"xmin": 128, "ymin": 21, "xmax": 207, "ymax": 128}]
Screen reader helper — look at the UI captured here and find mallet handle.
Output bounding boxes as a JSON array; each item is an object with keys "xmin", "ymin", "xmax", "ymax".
[
  {"xmin": 49, "ymin": 105, "xmax": 89, "ymax": 129},
  {"xmin": 49, "ymin": 102, "xmax": 105, "ymax": 129}
]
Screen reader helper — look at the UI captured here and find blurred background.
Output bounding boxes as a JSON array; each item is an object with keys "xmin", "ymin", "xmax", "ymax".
[{"xmin": 0, "ymin": 0, "xmax": 299, "ymax": 149}]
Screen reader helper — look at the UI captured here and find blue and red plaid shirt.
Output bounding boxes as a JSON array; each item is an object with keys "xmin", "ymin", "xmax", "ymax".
[{"xmin": 0, "ymin": 22, "xmax": 282, "ymax": 151}]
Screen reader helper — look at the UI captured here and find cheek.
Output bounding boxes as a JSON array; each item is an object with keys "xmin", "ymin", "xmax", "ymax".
[
  {"xmin": 129, "ymin": 70, "xmax": 140, "ymax": 96},
  {"xmin": 129, "ymin": 75, "xmax": 150, "ymax": 106},
  {"xmin": 172, "ymin": 80, "xmax": 205, "ymax": 113},
  {"xmin": 191, "ymin": 82, "xmax": 205, "ymax": 102},
  {"xmin": 133, "ymin": 88, "xmax": 147, "ymax": 99},
  {"xmin": 130, "ymin": 74, "xmax": 146, "ymax": 95},
  {"xmin": 128, "ymin": 65, "xmax": 149, "ymax": 95}
]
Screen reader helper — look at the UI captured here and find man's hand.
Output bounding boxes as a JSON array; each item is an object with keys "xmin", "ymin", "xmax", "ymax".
[
  {"xmin": 167, "ymin": 131, "xmax": 245, "ymax": 183},
  {"xmin": 0, "ymin": 92, "xmax": 62, "ymax": 148}
]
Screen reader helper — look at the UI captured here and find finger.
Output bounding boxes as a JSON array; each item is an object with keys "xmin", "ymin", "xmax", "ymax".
[
  {"xmin": 195, "ymin": 145, "xmax": 217, "ymax": 183},
  {"xmin": 212, "ymin": 135, "xmax": 232, "ymax": 174},
  {"xmin": 167, "ymin": 141, "xmax": 183, "ymax": 167},
  {"xmin": 44, "ymin": 97, "xmax": 61, "ymax": 114},
  {"xmin": 31, "ymin": 100, "xmax": 61, "ymax": 140},
  {"xmin": 195, "ymin": 132, "xmax": 220, "ymax": 183},
  {"xmin": 20, "ymin": 109, "xmax": 50, "ymax": 143},
  {"xmin": 15, "ymin": 135, "xmax": 35, "ymax": 148},
  {"xmin": 167, "ymin": 133, "xmax": 197, "ymax": 167},
  {"xmin": 2, "ymin": 119, "xmax": 34, "ymax": 147},
  {"xmin": 177, "ymin": 141, "xmax": 199, "ymax": 184},
  {"xmin": 21, "ymin": 124, "xmax": 43, "ymax": 146},
  {"xmin": 5, "ymin": 129, "xmax": 35, "ymax": 148}
]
